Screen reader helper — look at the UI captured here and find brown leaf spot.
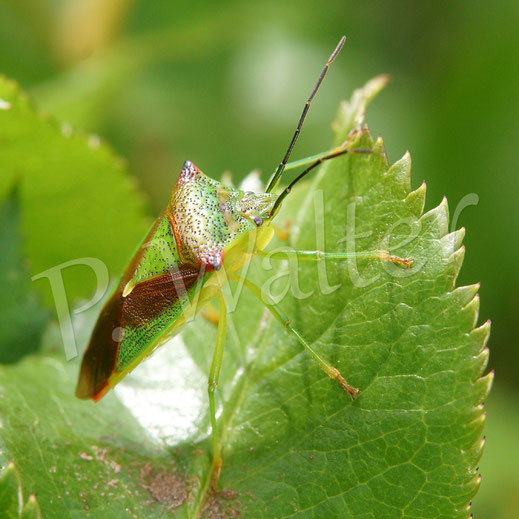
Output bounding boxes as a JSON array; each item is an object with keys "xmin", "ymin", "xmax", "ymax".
[{"xmin": 141, "ymin": 466, "xmax": 188, "ymax": 510}]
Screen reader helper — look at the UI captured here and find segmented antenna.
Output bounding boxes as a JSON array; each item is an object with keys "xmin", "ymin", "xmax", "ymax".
[{"xmin": 265, "ymin": 36, "xmax": 346, "ymax": 193}]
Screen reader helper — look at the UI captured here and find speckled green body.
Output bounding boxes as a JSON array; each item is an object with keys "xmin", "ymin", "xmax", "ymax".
[{"xmin": 76, "ymin": 161, "xmax": 276, "ymax": 401}]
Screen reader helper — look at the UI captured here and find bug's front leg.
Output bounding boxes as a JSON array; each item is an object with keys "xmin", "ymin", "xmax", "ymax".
[
  {"xmin": 207, "ymin": 292, "xmax": 227, "ymax": 491},
  {"xmin": 280, "ymin": 128, "xmax": 363, "ymax": 174}
]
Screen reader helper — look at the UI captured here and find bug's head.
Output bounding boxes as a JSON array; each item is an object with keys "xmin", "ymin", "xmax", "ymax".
[{"xmin": 235, "ymin": 190, "xmax": 277, "ymax": 228}]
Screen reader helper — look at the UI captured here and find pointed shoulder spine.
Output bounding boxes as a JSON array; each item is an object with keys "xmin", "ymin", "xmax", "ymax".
[{"xmin": 176, "ymin": 160, "xmax": 202, "ymax": 186}]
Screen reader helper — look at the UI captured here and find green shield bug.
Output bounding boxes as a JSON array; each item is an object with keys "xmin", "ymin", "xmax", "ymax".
[{"xmin": 76, "ymin": 36, "xmax": 412, "ymax": 488}]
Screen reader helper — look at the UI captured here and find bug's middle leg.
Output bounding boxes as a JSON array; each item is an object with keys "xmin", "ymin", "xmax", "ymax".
[
  {"xmin": 207, "ymin": 291, "xmax": 227, "ymax": 490},
  {"xmin": 258, "ymin": 248, "xmax": 413, "ymax": 268}
]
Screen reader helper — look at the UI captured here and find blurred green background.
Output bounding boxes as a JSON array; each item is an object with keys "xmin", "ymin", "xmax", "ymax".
[{"xmin": 0, "ymin": 1, "xmax": 517, "ymax": 517}]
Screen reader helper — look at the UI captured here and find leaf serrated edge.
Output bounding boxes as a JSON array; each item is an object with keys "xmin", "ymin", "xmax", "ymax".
[
  {"xmin": 446, "ymin": 246, "xmax": 466, "ymax": 285},
  {"xmin": 386, "ymin": 150, "xmax": 412, "ymax": 195},
  {"xmin": 469, "ymin": 320, "xmax": 491, "ymax": 356},
  {"xmin": 461, "ymin": 362, "xmax": 493, "ymax": 519},
  {"xmin": 440, "ymin": 228, "xmax": 465, "ymax": 257},
  {"xmin": 463, "ymin": 293, "xmax": 481, "ymax": 330},
  {"xmin": 328, "ymin": 76, "xmax": 493, "ymax": 518},
  {"xmin": 0, "ymin": 460, "xmax": 42, "ymax": 518},
  {"xmin": 378, "ymin": 126, "xmax": 492, "ymax": 519},
  {"xmin": 0, "ymin": 461, "xmax": 22, "ymax": 516},
  {"xmin": 21, "ymin": 494, "xmax": 42, "ymax": 519},
  {"xmin": 404, "ymin": 180, "xmax": 426, "ymax": 217},
  {"xmin": 452, "ymin": 283, "xmax": 480, "ymax": 308},
  {"xmin": 419, "ymin": 196, "xmax": 450, "ymax": 238}
]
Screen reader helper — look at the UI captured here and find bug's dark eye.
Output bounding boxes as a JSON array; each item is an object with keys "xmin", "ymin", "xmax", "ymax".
[{"xmin": 253, "ymin": 216, "xmax": 263, "ymax": 227}]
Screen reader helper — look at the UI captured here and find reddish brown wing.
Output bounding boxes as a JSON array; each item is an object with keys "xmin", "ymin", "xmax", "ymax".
[{"xmin": 75, "ymin": 265, "xmax": 200, "ymax": 401}]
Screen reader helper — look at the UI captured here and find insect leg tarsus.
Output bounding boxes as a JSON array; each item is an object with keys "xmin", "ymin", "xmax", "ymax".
[
  {"xmin": 234, "ymin": 275, "xmax": 358, "ymax": 398},
  {"xmin": 281, "ymin": 127, "xmax": 369, "ymax": 173},
  {"xmin": 207, "ymin": 292, "xmax": 227, "ymax": 491},
  {"xmin": 374, "ymin": 250, "xmax": 414, "ymax": 268}
]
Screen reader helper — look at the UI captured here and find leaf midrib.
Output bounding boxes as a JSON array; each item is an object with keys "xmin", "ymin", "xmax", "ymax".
[
  {"xmin": 188, "ymin": 156, "xmax": 360, "ymax": 516},
  {"xmin": 189, "ymin": 303, "xmax": 275, "ymax": 517}
]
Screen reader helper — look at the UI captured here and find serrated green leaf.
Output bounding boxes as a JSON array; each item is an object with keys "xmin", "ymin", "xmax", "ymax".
[
  {"xmin": 0, "ymin": 185, "xmax": 48, "ymax": 363},
  {"xmin": 0, "ymin": 77, "xmax": 149, "ymax": 306},
  {"xmin": 0, "ymin": 78, "xmax": 491, "ymax": 518}
]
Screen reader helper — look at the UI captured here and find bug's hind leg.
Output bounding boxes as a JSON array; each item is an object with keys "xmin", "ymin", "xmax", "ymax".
[
  {"xmin": 234, "ymin": 275, "xmax": 358, "ymax": 398},
  {"xmin": 208, "ymin": 292, "xmax": 227, "ymax": 490}
]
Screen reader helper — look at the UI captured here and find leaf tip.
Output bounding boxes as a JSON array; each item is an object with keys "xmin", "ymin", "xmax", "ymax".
[
  {"xmin": 446, "ymin": 245, "xmax": 465, "ymax": 284},
  {"xmin": 454, "ymin": 283, "xmax": 480, "ymax": 308},
  {"xmin": 469, "ymin": 320, "xmax": 491, "ymax": 357},
  {"xmin": 478, "ymin": 370, "xmax": 494, "ymax": 398},
  {"xmin": 477, "ymin": 344, "xmax": 490, "ymax": 369},
  {"xmin": 420, "ymin": 197, "xmax": 450, "ymax": 238},
  {"xmin": 387, "ymin": 150, "xmax": 412, "ymax": 193},
  {"xmin": 366, "ymin": 73, "xmax": 391, "ymax": 96},
  {"xmin": 332, "ymin": 74, "xmax": 390, "ymax": 141},
  {"xmin": 440, "ymin": 228, "xmax": 465, "ymax": 256},
  {"xmin": 404, "ymin": 181, "xmax": 426, "ymax": 216}
]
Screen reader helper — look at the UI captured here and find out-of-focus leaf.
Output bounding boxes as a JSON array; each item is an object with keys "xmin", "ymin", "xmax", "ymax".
[
  {"xmin": 0, "ymin": 78, "xmax": 491, "ymax": 518},
  {"xmin": 0, "ymin": 77, "xmax": 150, "ymax": 306},
  {"xmin": 0, "ymin": 460, "xmax": 42, "ymax": 519},
  {"xmin": 0, "ymin": 185, "xmax": 48, "ymax": 363}
]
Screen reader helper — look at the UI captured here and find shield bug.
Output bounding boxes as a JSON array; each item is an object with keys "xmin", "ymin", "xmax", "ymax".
[{"xmin": 76, "ymin": 36, "xmax": 412, "ymax": 488}]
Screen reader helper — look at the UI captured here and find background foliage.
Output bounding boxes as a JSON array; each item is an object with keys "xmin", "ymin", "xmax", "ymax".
[{"xmin": 0, "ymin": 1, "xmax": 516, "ymax": 517}]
